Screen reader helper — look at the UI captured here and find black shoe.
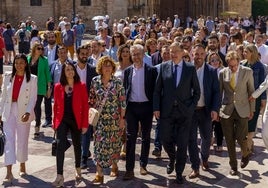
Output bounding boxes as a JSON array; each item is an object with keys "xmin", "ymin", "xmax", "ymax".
[
  {"xmin": 229, "ymin": 168, "xmax": 238, "ymax": 176},
  {"xmin": 241, "ymin": 154, "xmax": 250, "ymax": 169},
  {"xmin": 152, "ymin": 149, "xmax": 161, "ymax": 157},
  {"xmin": 123, "ymin": 171, "xmax": 134, "ymax": 180},
  {"xmin": 42, "ymin": 121, "xmax": 52, "ymax": 128},
  {"xmin": 176, "ymin": 175, "xmax": 184, "ymax": 184},
  {"xmin": 81, "ymin": 157, "xmax": 87, "ymax": 169},
  {"xmin": 166, "ymin": 161, "xmax": 175, "ymax": 174}
]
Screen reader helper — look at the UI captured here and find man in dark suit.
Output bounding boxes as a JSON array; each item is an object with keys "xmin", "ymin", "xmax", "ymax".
[
  {"xmin": 153, "ymin": 42, "xmax": 200, "ymax": 184},
  {"xmin": 74, "ymin": 45, "xmax": 98, "ymax": 169},
  {"xmin": 188, "ymin": 44, "xmax": 220, "ymax": 179},
  {"xmin": 123, "ymin": 44, "xmax": 157, "ymax": 180},
  {"xmin": 43, "ymin": 31, "xmax": 60, "ymax": 127},
  {"xmin": 151, "ymin": 37, "xmax": 168, "ymax": 66}
]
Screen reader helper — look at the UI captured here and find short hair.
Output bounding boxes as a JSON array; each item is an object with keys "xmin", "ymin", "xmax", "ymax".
[
  {"xmin": 60, "ymin": 62, "xmax": 81, "ymax": 85},
  {"xmin": 130, "ymin": 44, "xmax": 144, "ymax": 54},
  {"xmin": 96, "ymin": 56, "xmax": 117, "ymax": 75},
  {"xmin": 225, "ymin": 50, "xmax": 240, "ymax": 63},
  {"xmin": 169, "ymin": 42, "xmax": 183, "ymax": 50},
  {"xmin": 76, "ymin": 45, "xmax": 88, "ymax": 55},
  {"xmin": 193, "ymin": 43, "xmax": 206, "ymax": 50},
  {"xmin": 207, "ymin": 34, "xmax": 219, "ymax": 42}
]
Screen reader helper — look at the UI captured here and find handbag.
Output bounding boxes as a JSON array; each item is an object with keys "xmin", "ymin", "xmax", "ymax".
[
  {"xmin": 51, "ymin": 131, "xmax": 71, "ymax": 156},
  {"xmin": 89, "ymin": 82, "xmax": 112, "ymax": 127},
  {"xmin": 0, "ymin": 121, "xmax": 5, "ymax": 156}
]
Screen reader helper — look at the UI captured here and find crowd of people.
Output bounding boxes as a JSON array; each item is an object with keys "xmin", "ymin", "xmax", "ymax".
[{"xmin": 0, "ymin": 13, "xmax": 268, "ymax": 186}]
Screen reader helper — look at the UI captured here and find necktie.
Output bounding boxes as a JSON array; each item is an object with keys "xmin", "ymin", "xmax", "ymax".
[
  {"xmin": 230, "ymin": 72, "xmax": 236, "ymax": 90},
  {"xmin": 174, "ymin": 64, "xmax": 178, "ymax": 87}
]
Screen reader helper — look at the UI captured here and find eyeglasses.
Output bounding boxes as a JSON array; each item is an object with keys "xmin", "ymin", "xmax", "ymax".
[
  {"xmin": 37, "ymin": 47, "xmax": 44, "ymax": 51},
  {"xmin": 210, "ymin": 59, "xmax": 220, "ymax": 63},
  {"xmin": 140, "ymin": 29, "xmax": 145, "ymax": 31}
]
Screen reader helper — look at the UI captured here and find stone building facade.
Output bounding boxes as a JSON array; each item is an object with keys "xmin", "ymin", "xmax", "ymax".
[{"xmin": 0, "ymin": 0, "xmax": 252, "ymax": 30}]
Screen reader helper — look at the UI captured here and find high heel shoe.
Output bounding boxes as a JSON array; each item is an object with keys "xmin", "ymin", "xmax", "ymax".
[
  {"xmin": 3, "ymin": 174, "xmax": 14, "ymax": 184},
  {"xmin": 110, "ymin": 165, "xmax": 119, "ymax": 177},
  {"xmin": 92, "ymin": 175, "xmax": 104, "ymax": 185},
  {"xmin": 52, "ymin": 174, "xmax": 64, "ymax": 187},
  {"xmin": 75, "ymin": 168, "xmax": 82, "ymax": 184}
]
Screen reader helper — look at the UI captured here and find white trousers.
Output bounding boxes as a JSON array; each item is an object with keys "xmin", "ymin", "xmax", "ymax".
[
  {"xmin": 3, "ymin": 102, "xmax": 31, "ymax": 165},
  {"xmin": 262, "ymin": 106, "xmax": 268, "ymax": 150}
]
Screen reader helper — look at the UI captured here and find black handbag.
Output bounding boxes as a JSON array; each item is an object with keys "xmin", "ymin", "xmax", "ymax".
[
  {"xmin": 0, "ymin": 121, "xmax": 6, "ymax": 156},
  {"xmin": 51, "ymin": 131, "xmax": 71, "ymax": 156}
]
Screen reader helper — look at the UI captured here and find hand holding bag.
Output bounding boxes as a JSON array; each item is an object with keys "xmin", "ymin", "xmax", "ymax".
[
  {"xmin": 0, "ymin": 121, "xmax": 5, "ymax": 156},
  {"xmin": 89, "ymin": 82, "xmax": 112, "ymax": 127},
  {"xmin": 51, "ymin": 131, "xmax": 71, "ymax": 156}
]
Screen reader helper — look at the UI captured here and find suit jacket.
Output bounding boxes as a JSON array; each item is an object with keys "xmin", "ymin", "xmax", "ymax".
[
  {"xmin": 44, "ymin": 45, "xmax": 59, "ymax": 62},
  {"xmin": 123, "ymin": 63, "xmax": 157, "ymax": 105},
  {"xmin": 151, "ymin": 51, "xmax": 162, "ymax": 66},
  {"xmin": 53, "ymin": 82, "xmax": 89, "ymax": 130},
  {"xmin": 74, "ymin": 63, "xmax": 98, "ymax": 94},
  {"xmin": 219, "ymin": 65, "xmax": 255, "ymax": 118},
  {"xmin": 0, "ymin": 73, "xmax": 37, "ymax": 124},
  {"xmin": 202, "ymin": 63, "xmax": 221, "ymax": 114},
  {"xmin": 153, "ymin": 61, "xmax": 200, "ymax": 118}
]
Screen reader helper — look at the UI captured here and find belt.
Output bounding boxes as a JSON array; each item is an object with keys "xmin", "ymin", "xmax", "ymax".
[{"xmin": 195, "ymin": 106, "xmax": 205, "ymax": 110}]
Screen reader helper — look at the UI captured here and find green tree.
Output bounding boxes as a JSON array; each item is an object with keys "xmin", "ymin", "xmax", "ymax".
[{"xmin": 252, "ymin": 0, "xmax": 268, "ymax": 17}]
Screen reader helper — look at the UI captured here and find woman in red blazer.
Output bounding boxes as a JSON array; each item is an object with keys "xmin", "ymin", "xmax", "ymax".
[{"xmin": 52, "ymin": 62, "xmax": 89, "ymax": 187}]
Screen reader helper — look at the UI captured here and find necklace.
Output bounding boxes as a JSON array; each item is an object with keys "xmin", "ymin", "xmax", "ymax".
[{"xmin": 66, "ymin": 86, "xmax": 73, "ymax": 97}]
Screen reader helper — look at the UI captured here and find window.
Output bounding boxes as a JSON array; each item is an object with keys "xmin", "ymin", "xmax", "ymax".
[
  {"xmin": 30, "ymin": 0, "xmax": 42, "ymax": 6},
  {"xmin": 81, "ymin": 0, "xmax": 91, "ymax": 6}
]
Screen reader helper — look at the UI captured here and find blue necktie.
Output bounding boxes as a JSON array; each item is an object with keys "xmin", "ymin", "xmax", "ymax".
[{"xmin": 174, "ymin": 64, "xmax": 178, "ymax": 87}]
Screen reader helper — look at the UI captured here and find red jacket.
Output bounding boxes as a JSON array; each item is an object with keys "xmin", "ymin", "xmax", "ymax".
[{"xmin": 53, "ymin": 82, "xmax": 89, "ymax": 130}]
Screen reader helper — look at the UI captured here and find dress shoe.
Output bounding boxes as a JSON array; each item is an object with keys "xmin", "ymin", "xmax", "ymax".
[
  {"xmin": 215, "ymin": 146, "xmax": 223, "ymax": 152},
  {"xmin": 176, "ymin": 174, "xmax": 184, "ymax": 184},
  {"xmin": 52, "ymin": 174, "xmax": 64, "ymax": 187},
  {"xmin": 42, "ymin": 121, "xmax": 52, "ymax": 128},
  {"xmin": 166, "ymin": 161, "xmax": 175, "ymax": 174},
  {"xmin": 92, "ymin": 175, "xmax": 104, "ymax": 185},
  {"xmin": 229, "ymin": 168, "xmax": 238, "ymax": 176},
  {"xmin": 152, "ymin": 148, "xmax": 161, "ymax": 157},
  {"xmin": 202, "ymin": 161, "xmax": 209, "ymax": 171},
  {"xmin": 140, "ymin": 167, "xmax": 148, "ymax": 175},
  {"xmin": 123, "ymin": 171, "xmax": 134, "ymax": 180},
  {"xmin": 188, "ymin": 170, "xmax": 199, "ymax": 179},
  {"xmin": 241, "ymin": 154, "xmax": 250, "ymax": 168}
]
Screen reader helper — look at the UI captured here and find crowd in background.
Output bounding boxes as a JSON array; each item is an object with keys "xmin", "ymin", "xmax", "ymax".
[{"xmin": 0, "ymin": 12, "xmax": 268, "ymax": 185}]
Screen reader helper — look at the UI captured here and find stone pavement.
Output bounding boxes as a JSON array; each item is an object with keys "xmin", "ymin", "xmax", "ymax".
[{"xmin": 1, "ymin": 62, "xmax": 268, "ymax": 187}]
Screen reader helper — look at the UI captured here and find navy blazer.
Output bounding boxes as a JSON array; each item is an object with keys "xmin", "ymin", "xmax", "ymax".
[
  {"xmin": 202, "ymin": 63, "xmax": 221, "ymax": 114},
  {"xmin": 153, "ymin": 61, "xmax": 200, "ymax": 118},
  {"xmin": 123, "ymin": 63, "xmax": 157, "ymax": 105},
  {"xmin": 151, "ymin": 51, "xmax": 162, "ymax": 66}
]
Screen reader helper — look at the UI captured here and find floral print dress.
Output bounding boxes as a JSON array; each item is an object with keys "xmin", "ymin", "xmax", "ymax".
[{"xmin": 89, "ymin": 75, "xmax": 126, "ymax": 168}]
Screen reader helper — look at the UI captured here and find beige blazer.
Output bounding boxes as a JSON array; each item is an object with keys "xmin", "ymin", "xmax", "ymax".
[
  {"xmin": 0, "ymin": 73, "xmax": 37, "ymax": 124},
  {"xmin": 219, "ymin": 65, "xmax": 255, "ymax": 118}
]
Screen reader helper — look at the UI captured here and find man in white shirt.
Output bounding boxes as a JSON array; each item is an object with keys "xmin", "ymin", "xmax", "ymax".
[{"xmin": 255, "ymin": 34, "xmax": 268, "ymax": 65}]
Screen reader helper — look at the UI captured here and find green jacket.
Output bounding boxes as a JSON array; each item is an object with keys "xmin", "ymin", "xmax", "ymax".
[{"xmin": 27, "ymin": 55, "xmax": 52, "ymax": 95}]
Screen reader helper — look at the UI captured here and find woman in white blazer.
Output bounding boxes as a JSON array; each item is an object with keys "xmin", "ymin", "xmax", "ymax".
[
  {"xmin": 250, "ymin": 75, "xmax": 268, "ymax": 150},
  {"xmin": 0, "ymin": 54, "xmax": 37, "ymax": 183}
]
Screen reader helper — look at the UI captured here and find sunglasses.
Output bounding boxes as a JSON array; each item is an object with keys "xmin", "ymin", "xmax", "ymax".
[
  {"xmin": 102, "ymin": 45, "xmax": 106, "ymax": 47},
  {"xmin": 140, "ymin": 29, "xmax": 145, "ymax": 31},
  {"xmin": 210, "ymin": 59, "xmax": 220, "ymax": 63},
  {"xmin": 114, "ymin": 36, "xmax": 120, "ymax": 38},
  {"xmin": 37, "ymin": 47, "xmax": 44, "ymax": 51}
]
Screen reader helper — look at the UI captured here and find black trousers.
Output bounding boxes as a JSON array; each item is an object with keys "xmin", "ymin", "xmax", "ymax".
[
  {"xmin": 34, "ymin": 95, "xmax": 44, "ymax": 127},
  {"xmin": 56, "ymin": 117, "xmax": 81, "ymax": 175},
  {"xmin": 160, "ymin": 106, "xmax": 191, "ymax": 176},
  {"xmin": 125, "ymin": 102, "xmax": 153, "ymax": 171}
]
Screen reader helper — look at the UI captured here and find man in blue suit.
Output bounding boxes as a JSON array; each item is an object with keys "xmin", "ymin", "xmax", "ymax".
[
  {"xmin": 153, "ymin": 42, "xmax": 200, "ymax": 184},
  {"xmin": 188, "ymin": 44, "xmax": 220, "ymax": 179},
  {"xmin": 123, "ymin": 44, "xmax": 157, "ymax": 180}
]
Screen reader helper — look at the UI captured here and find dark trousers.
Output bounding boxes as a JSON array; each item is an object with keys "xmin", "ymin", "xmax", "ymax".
[
  {"xmin": 125, "ymin": 102, "xmax": 153, "ymax": 171},
  {"xmin": 212, "ymin": 121, "xmax": 223, "ymax": 146},
  {"xmin": 81, "ymin": 126, "xmax": 92, "ymax": 158},
  {"xmin": 18, "ymin": 42, "xmax": 30, "ymax": 54},
  {"xmin": 44, "ymin": 96, "xmax": 52, "ymax": 123},
  {"xmin": 34, "ymin": 95, "xmax": 44, "ymax": 127},
  {"xmin": 154, "ymin": 118, "xmax": 162, "ymax": 151},
  {"xmin": 160, "ymin": 106, "xmax": 191, "ymax": 176},
  {"xmin": 188, "ymin": 108, "xmax": 212, "ymax": 170},
  {"xmin": 220, "ymin": 109, "xmax": 249, "ymax": 169},
  {"xmin": 56, "ymin": 117, "xmax": 81, "ymax": 175}
]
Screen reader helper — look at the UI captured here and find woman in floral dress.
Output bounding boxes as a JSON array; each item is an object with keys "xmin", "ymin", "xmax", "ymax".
[{"xmin": 89, "ymin": 56, "xmax": 126, "ymax": 184}]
